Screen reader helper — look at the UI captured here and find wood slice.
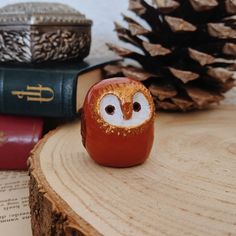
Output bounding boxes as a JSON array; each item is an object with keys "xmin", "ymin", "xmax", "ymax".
[{"xmin": 28, "ymin": 106, "xmax": 236, "ymax": 236}]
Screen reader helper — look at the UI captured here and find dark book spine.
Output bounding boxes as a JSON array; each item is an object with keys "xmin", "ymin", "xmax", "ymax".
[
  {"xmin": 0, "ymin": 69, "xmax": 77, "ymax": 118},
  {"xmin": 0, "ymin": 115, "xmax": 43, "ymax": 170}
]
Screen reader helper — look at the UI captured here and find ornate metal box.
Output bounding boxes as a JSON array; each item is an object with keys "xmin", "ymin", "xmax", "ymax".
[{"xmin": 0, "ymin": 2, "xmax": 92, "ymax": 63}]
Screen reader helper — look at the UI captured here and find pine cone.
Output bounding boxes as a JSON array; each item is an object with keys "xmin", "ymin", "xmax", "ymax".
[{"xmin": 106, "ymin": 0, "xmax": 236, "ymax": 111}]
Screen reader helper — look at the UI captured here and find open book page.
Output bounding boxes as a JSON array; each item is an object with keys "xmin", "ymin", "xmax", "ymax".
[{"xmin": 0, "ymin": 171, "xmax": 32, "ymax": 236}]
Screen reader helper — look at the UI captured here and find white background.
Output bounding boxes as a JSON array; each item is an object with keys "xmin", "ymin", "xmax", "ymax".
[{"xmin": 0, "ymin": 0, "xmax": 235, "ymax": 104}]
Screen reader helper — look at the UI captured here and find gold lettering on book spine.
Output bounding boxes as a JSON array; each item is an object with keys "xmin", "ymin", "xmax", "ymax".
[
  {"xmin": 0, "ymin": 131, "xmax": 6, "ymax": 146},
  {"xmin": 11, "ymin": 84, "xmax": 54, "ymax": 103}
]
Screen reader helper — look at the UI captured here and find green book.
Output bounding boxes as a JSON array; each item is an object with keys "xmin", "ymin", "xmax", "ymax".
[{"xmin": 0, "ymin": 58, "xmax": 118, "ymax": 118}]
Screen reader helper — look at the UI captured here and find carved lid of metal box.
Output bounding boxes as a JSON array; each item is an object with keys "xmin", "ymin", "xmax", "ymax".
[
  {"xmin": 0, "ymin": 2, "xmax": 92, "ymax": 26},
  {"xmin": 0, "ymin": 2, "xmax": 92, "ymax": 63}
]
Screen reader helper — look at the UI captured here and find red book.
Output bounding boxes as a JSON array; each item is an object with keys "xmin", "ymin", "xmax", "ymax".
[{"xmin": 0, "ymin": 115, "xmax": 43, "ymax": 170}]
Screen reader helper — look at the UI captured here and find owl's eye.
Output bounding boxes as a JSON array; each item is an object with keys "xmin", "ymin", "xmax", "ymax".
[
  {"xmin": 99, "ymin": 94, "xmax": 123, "ymax": 126},
  {"xmin": 133, "ymin": 102, "xmax": 141, "ymax": 112},
  {"xmin": 131, "ymin": 92, "xmax": 151, "ymax": 125},
  {"xmin": 105, "ymin": 105, "xmax": 115, "ymax": 115}
]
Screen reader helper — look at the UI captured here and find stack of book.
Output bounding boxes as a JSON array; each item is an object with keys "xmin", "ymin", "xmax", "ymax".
[{"xmin": 0, "ymin": 59, "xmax": 116, "ymax": 170}]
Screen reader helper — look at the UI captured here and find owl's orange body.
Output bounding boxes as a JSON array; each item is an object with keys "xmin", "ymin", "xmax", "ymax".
[{"xmin": 81, "ymin": 77, "xmax": 155, "ymax": 167}]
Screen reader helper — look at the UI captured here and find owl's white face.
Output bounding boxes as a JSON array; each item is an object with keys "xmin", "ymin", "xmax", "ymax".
[{"xmin": 99, "ymin": 92, "xmax": 152, "ymax": 128}]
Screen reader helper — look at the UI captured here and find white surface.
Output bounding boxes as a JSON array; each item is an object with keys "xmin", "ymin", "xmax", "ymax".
[{"xmin": 0, "ymin": 0, "xmax": 235, "ymax": 104}]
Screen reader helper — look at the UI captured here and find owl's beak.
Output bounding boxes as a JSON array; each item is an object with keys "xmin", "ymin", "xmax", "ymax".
[{"xmin": 122, "ymin": 102, "xmax": 132, "ymax": 120}]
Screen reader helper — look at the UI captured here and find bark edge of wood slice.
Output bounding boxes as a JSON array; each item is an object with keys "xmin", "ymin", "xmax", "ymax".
[{"xmin": 28, "ymin": 105, "xmax": 236, "ymax": 236}]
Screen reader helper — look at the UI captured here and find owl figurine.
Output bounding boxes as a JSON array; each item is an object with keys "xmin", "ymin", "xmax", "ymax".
[{"xmin": 81, "ymin": 77, "xmax": 155, "ymax": 167}]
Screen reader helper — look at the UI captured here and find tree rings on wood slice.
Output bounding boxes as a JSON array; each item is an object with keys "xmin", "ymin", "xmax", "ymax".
[{"xmin": 28, "ymin": 106, "xmax": 236, "ymax": 236}]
